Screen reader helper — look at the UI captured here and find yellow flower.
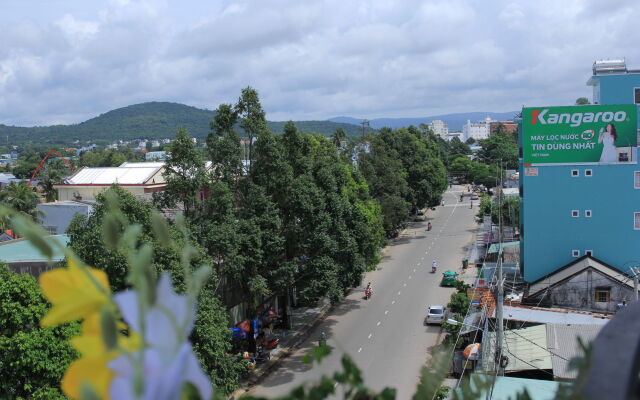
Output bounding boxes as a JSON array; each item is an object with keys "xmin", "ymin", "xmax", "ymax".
[
  {"xmin": 63, "ymin": 313, "xmax": 141, "ymax": 399},
  {"xmin": 39, "ymin": 256, "xmax": 111, "ymax": 327}
]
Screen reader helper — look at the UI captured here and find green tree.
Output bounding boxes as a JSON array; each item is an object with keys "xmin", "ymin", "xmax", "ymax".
[
  {"xmin": 235, "ymin": 87, "xmax": 268, "ymax": 171},
  {"xmin": 476, "ymin": 131, "xmax": 518, "ymax": 170},
  {"xmin": 449, "ymin": 136, "xmax": 471, "ymax": 156},
  {"xmin": 208, "ymin": 103, "xmax": 243, "ymax": 186},
  {"xmin": 0, "ymin": 264, "xmax": 79, "ymax": 399},
  {"xmin": 576, "ymin": 97, "xmax": 590, "ymax": 105},
  {"xmin": 155, "ymin": 127, "xmax": 205, "ymax": 218},
  {"xmin": 331, "ymin": 128, "xmax": 347, "ymax": 148},
  {"xmin": 0, "ymin": 181, "xmax": 42, "ymax": 223}
]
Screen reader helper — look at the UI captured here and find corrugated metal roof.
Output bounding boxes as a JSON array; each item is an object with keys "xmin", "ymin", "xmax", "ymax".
[
  {"xmin": 455, "ymin": 374, "xmax": 565, "ymax": 400},
  {"xmin": 480, "ymin": 324, "xmax": 552, "ymax": 372},
  {"xmin": 488, "ymin": 241, "xmax": 520, "ymax": 253},
  {"xmin": 493, "ymin": 305, "xmax": 610, "ymax": 325},
  {"xmin": 546, "ymin": 323, "xmax": 602, "ymax": 379},
  {"xmin": 0, "ymin": 235, "xmax": 68, "ymax": 262},
  {"xmin": 119, "ymin": 161, "xmax": 166, "ymax": 168},
  {"xmin": 66, "ymin": 167, "xmax": 160, "ymax": 185}
]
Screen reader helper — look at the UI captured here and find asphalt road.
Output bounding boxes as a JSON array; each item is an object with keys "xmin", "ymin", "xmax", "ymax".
[{"xmin": 247, "ymin": 186, "xmax": 478, "ymax": 400}]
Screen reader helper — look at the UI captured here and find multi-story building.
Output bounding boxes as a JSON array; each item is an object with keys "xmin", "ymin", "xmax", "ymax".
[
  {"xmin": 428, "ymin": 120, "xmax": 449, "ymax": 139},
  {"xmin": 520, "ymin": 59, "xmax": 640, "ymax": 283},
  {"xmin": 463, "ymin": 117, "xmax": 493, "ymax": 141}
]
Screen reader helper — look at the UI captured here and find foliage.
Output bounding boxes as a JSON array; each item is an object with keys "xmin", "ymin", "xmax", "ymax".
[
  {"xmin": 476, "ymin": 130, "xmax": 518, "ymax": 170},
  {"xmin": 448, "ymin": 136, "xmax": 471, "ymax": 156},
  {"xmin": 0, "ymin": 264, "xmax": 79, "ymax": 399},
  {"xmin": 575, "ymin": 97, "xmax": 591, "ymax": 105},
  {"xmin": 448, "ymin": 291, "xmax": 470, "ymax": 315},
  {"xmin": 0, "ymin": 181, "xmax": 42, "ymax": 224},
  {"xmin": 476, "ymin": 194, "xmax": 520, "ymax": 227}
]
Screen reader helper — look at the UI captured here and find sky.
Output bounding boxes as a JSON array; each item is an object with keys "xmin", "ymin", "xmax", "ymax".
[{"xmin": 1, "ymin": 0, "xmax": 639, "ymax": 126}]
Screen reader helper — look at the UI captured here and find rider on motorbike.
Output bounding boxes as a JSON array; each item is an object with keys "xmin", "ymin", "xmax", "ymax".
[
  {"xmin": 365, "ymin": 282, "xmax": 372, "ymax": 298},
  {"xmin": 427, "ymin": 222, "xmax": 432, "ymax": 231},
  {"xmin": 431, "ymin": 260, "xmax": 438, "ymax": 273}
]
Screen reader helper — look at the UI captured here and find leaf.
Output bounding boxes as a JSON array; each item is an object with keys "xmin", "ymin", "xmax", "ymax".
[
  {"xmin": 99, "ymin": 307, "xmax": 118, "ymax": 351},
  {"xmin": 150, "ymin": 211, "xmax": 171, "ymax": 247}
]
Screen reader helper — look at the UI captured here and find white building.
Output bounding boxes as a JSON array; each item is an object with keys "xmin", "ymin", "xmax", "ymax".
[
  {"xmin": 428, "ymin": 120, "xmax": 449, "ymax": 139},
  {"xmin": 462, "ymin": 116, "xmax": 494, "ymax": 141}
]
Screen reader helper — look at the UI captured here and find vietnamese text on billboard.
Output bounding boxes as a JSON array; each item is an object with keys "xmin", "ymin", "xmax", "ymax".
[{"xmin": 522, "ymin": 104, "xmax": 638, "ymax": 164}]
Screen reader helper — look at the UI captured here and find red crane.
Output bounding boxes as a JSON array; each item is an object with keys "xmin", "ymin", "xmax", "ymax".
[{"xmin": 28, "ymin": 150, "xmax": 74, "ymax": 186}]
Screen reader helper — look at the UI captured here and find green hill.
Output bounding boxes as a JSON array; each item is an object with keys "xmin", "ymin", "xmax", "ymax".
[{"xmin": 0, "ymin": 102, "xmax": 369, "ymax": 145}]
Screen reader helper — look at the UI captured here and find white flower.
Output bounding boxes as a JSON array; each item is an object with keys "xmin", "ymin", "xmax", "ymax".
[{"xmin": 109, "ymin": 273, "xmax": 212, "ymax": 400}]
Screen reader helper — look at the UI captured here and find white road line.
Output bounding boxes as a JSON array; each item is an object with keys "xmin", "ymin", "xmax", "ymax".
[
  {"xmin": 408, "ymin": 275, "xmax": 412, "ymax": 279},
  {"xmin": 392, "ymin": 300, "xmax": 395, "ymax": 305},
  {"xmin": 398, "ymin": 291, "xmax": 401, "ymax": 295},
  {"xmin": 413, "ymin": 268, "xmax": 416, "ymax": 272},
  {"xmin": 358, "ymin": 347, "xmax": 362, "ymax": 353},
  {"xmin": 377, "ymin": 321, "xmax": 381, "ymax": 326},
  {"xmin": 417, "ymin": 262, "xmax": 421, "ymax": 266},
  {"xmin": 385, "ymin": 310, "xmax": 389, "ymax": 315},
  {"xmin": 403, "ymin": 283, "xmax": 407, "ymax": 287},
  {"xmin": 368, "ymin": 333, "xmax": 373, "ymax": 339}
]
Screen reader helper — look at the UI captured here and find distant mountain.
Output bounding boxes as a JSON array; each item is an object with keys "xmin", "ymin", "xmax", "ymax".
[
  {"xmin": 329, "ymin": 111, "xmax": 520, "ymax": 131},
  {"xmin": 0, "ymin": 102, "xmax": 367, "ymax": 145}
]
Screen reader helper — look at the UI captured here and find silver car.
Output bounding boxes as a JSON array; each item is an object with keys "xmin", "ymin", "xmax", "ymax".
[{"xmin": 424, "ymin": 305, "xmax": 446, "ymax": 325}]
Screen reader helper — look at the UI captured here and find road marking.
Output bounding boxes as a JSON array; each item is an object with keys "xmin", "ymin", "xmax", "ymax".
[
  {"xmin": 398, "ymin": 291, "xmax": 402, "ymax": 295},
  {"xmin": 334, "ymin": 382, "xmax": 339, "ymax": 388},
  {"xmin": 421, "ymin": 257, "xmax": 424, "ymax": 260},
  {"xmin": 392, "ymin": 300, "xmax": 395, "ymax": 305},
  {"xmin": 377, "ymin": 321, "xmax": 381, "ymax": 326},
  {"xmin": 368, "ymin": 333, "xmax": 372, "ymax": 339},
  {"xmin": 417, "ymin": 262, "xmax": 421, "ymax": 266},
  {"xmin": 413, "ymin": 268, "xmax": 416, "ymax": 272},
  {"xmin": 385, "ymin": 310, "xmax": 388, "ymax": 315},
  {"xmin": 358, "ymin": 347, "xmax": 362, "ymax": 353},
  {"xmin": 403, "ymin": 283, "xmax": 407, "ymax": 287},
  {"xmin": 408, "ymin": 275, "xmax": 412, "ymax": 279}
]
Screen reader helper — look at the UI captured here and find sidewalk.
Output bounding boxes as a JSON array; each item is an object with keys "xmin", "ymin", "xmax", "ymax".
[{"xmin": 232, "ymin": 298, "xmax": 332, "ymax": 396}]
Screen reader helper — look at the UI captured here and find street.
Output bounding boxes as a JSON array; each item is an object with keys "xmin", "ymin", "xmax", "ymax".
[{"xmin": 247, "ymin": 186, "xmax": 479, "ymax": 400}]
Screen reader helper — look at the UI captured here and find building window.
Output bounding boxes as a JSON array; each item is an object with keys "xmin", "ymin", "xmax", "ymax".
[
  {"xmin": 635, "ymin": 171, "xmax": 640, "ymax": 189},
  {"xmin": 585, "ymin": 250, "xmax": 593, "ymax": 257},
  {"xmin": 594, "ymin": 288, "xmax": 611, "ymax": 303},
  {"xmin": 572, "ymin": 249, "xmax": 580, "ymax": 257},
  {"xmin": 571, "ymin": 169, "xmax": 579, "ymax": 177},
  {"xmin": 585, "ymin": 169, "xmax": 593, "ymax": 177},
  {"xmin": 635, "ymin": 213, "xmax": 640, "ymax": 230},
  {"xmin": 572, "ymin": 210, "xmax": 579, "ymax": 218},
  {"xmin": 585, "ymin": 210, "xmax": 592, "ymax": 218},
  {"xmin": 635, "ymin": 88, "xmax": 640, "ymax": 105}
]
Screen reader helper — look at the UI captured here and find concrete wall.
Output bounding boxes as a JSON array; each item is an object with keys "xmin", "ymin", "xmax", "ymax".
[
  {"xmin": 527, "ymin": 268, "xmax": 633, "ymax": 313},
  {"xmin": 593, "ymin": 74, "xmax": 640, "ymax": 105},
  {"xmin": 57, "ymin": 186, "xmax": 148, "ymax": 201}
]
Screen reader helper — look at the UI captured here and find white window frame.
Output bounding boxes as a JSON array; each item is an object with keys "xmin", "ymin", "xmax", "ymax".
[
  {"xmin": 585, "ymin": 169, "xmax": 593, "ymax": 177},
  {"xmin": 572, "ymin": 210, "xmax": 580, "ymax": 218},
  {"xmin": 571, "ymin": 169, "xmax": 579, "ymax": 177},
  {"xmin": 572, "ymin": 250, "xmax": 580, "ymax": 257},
  {"xmin": 635, "ymin": 212, "xmax": 640, "ymax": 230},
  {"xmin": 585, "ymin": 210, "xmax": 592, "ymax": 218},
  {"xmin": 585, "ymin": 250, "xmax": 593, "ymax": 257},
  {"xmin": 635, "ymin": 171, "xmax": 640, "ymax": 189},
  {"xmin": 634, "ymin": 87, "xmax": 640, "ymax": 105}
]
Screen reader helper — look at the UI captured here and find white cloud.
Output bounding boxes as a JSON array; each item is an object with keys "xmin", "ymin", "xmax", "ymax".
[{"xmin": 1, "ymin": 0, "xmax": 640, "ymax": 126}]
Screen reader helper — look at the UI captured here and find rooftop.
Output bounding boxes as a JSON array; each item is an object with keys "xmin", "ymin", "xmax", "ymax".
[
  {"xmin": 546, "ymin": 323, "xmax": 603, "ymax": 379},
  {"xmin": 0, "ymin": 235, "xmax": 69, "ymax": 263},
  {"xmin": 480, "ymin": 324, "xmax": 552, "ymax": 372},
  {"xmin": 62, "ymin": 166, "xmax": 163, "ymax": 185},
  {"xmin": 491, "ymin": 305, "xmax": 610, "ymax": 325},
  {"xmin": 456, "ymin": 374, "xmax": 566, "ymax": 400}
]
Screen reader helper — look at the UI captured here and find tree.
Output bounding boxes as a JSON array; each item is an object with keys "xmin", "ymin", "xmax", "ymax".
[
  {"xmin": 38, "ymin": 168, "xmax": 63, "ymax": 202},
  {"xmin": 0, "ymin": 264, "xmax": 79, "ymax": 398},
  {"xmin": 235, "ymin": 87, "xmax": 268, "ymax": 171},
  {"xmin": 449, "ymin": 137, "xmax": 471, "ymax": 156},
  {"xmin": 67, "ymin": 186, "xmax": 245, "ymax": 393},
  {"xmin": 0, "ymin": 181, "xmax": 42, "ymax": 223},
  {"xmin": 465, "ymin": 137, "xmax": 476, "ymax": 145},
  {"xmin": 576, "ymin": 97, "xmax": 590, "ymax": 105},
  {"xmin": 331, "ymin": 128, "xmax": 347, "ymax": 148},
  {"xmin": 476, "ymin": 132, "xmax": 518, "ymax": 170},
  {"xmin": 208, "ymin": 103, "xmax": 243, "ymax": 186},
  {"xmin": 154, "ymin": 127, "xmax": 205, "ymax": 218}
]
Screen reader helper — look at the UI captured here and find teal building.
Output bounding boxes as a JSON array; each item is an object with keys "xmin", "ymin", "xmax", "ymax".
[{"xmin": 520, "ymin": 60, "xmax": 640, "ymax": 282}]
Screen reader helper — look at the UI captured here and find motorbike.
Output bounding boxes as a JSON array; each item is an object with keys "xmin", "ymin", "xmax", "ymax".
[
  {"xmin": 431, "ymin": 266, "xmax": 437, "ymax": 273},
  {"xmin": 427, "ymin": 222, "xmax": 432, "ymax": 231},
  {"xmin": 364, "ymin": 287, "xmax": 372, "ymax": 300}
]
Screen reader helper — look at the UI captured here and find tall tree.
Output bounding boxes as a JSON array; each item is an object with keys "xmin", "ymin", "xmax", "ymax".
[
  {"xmin": 0, "ymin": 181, "xmax": 42, "ymax": 223},
  {"xmin": 155, "ymin": 127, "xmax": 205, "ymax": 218},
  {"xmin": 208, "ymin": 104, "xmax": 243, "ymax": 187},
  {"xmin": 576, "ymin": 97, "xmax": 591, "ymax": 105},
  {"xmin": 235, "ymin": 87, "xmax": 268, "ymax": 172}
]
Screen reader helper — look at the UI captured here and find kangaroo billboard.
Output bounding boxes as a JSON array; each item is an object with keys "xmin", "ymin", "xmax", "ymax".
[{"xmin": 522, "ymin": 104, "xmax": 638, "ymax": 165}]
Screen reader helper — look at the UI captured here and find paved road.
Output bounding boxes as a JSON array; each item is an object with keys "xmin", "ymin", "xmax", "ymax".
[{"xmin": 248, "ymin": 186, "xmax": 478, "ymax": 400}]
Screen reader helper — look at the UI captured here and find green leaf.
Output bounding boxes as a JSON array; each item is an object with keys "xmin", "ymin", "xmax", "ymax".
[
  {"xmin": 150, "ymin": 211, "xmax": 171, "ymax": 247},
  {"xmin": 99, "ymin": 307, "xmax": 118, "ymax": 351}
]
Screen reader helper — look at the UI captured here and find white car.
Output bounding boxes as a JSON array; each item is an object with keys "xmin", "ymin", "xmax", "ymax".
[{"xmin": 424, "ymin": 305, "xmax": 446, "ymax": 325}]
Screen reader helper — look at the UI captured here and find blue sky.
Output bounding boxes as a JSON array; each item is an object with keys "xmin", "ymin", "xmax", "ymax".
[{"xmin": 1, "ymin": 0, "xmax": 639, "ymax": 126}]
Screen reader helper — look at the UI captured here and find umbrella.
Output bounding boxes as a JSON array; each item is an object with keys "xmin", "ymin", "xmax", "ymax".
[{"xmin": 463, "ymin": 343, "xmax": 481, "ymax": 360}]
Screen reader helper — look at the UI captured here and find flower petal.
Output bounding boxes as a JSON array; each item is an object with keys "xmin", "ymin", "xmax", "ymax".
[
  {"xmin": 62, "ymin": 355, "xmax": 113, "ymax": 400},
  {"xmin": 113, "ymin": 290, "xmax": 141, "ymax": 333}
]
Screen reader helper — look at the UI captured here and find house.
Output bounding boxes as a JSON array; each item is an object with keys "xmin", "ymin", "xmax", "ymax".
[
  {"xmin": 37, "ymin": 201, "xmax": 94, "ymax": 235},
  {"xmin": 546, "ymin": 323, "xmax": 603, "ymax": 380},
  {"xmin": 54, "ymin": 165, "xmax": 166, "ymax": 201},
  {"xmin": 523, "ymin": 255, "xmax": 636, "ymax": 313},
  {"xmin": 0, "ymin": 235, "xmax": 69, "ymax": 277},
  {"xmin": 145, "ymin": 151, "xmax": 168, "ymax": 161}
]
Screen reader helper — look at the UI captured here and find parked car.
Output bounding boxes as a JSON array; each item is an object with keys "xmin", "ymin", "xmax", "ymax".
[
  {"xmin": 414, "ymin": 211, "xmax": 426, "ymax": 221},
  {"xmin": 470, "ymin": 193, "xmax": 479, "ymax": 200},
  {"xmin": 440, "ymin": 271, "xmax": 459, "ymax": 287},
  {"xmin": 424, "ymin": 305, "xmax": 446, "ymax": 325}
]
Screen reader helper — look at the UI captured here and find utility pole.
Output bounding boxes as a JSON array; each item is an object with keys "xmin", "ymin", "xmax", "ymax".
[
  {"xmin": 360, "ymin": 120, "xmax": 370, "ymax": 137},
  {"xmin": 495, "ymin": 163, "xmax": 505, "ymax": 375}
]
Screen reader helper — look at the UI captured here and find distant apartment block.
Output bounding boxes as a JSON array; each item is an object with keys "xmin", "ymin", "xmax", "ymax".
[
  {"xmin": 463, "ymin": 117, "xmax": 492, "ymax": 141},
  {"xmin": 428, "ymin": 120, "xmax": 449, "ymax": 139}
]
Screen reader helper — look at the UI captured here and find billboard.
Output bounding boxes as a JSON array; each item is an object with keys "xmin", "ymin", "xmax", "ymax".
[{"xmin": 522, "ymin": 104, "xmax": 638, "ymax": 165}]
